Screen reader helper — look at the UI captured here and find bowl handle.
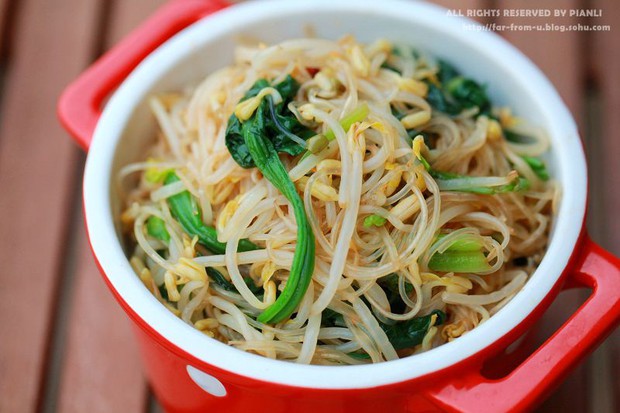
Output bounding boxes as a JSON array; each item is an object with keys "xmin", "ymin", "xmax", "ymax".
[
  {"xmin": 57, "ymin": 0, "xmax": 229, "ymax": 151},
  {"xmin": 424, "ymin": 234, "xmax": 620, "ymax": 412}
]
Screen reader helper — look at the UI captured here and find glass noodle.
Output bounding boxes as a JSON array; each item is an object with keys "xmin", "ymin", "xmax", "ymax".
[{"xmin": 120, "ymin": 36, "xmax": 557, "ymax": 365}]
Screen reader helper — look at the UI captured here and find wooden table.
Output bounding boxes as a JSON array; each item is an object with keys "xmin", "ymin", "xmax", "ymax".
[{"xmin": 0, "ymin": 0, "xmax": 617, "ymax": 412}]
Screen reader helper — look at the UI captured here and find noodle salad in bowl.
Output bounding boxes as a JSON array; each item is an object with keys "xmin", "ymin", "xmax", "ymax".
[{"xmin": 119, "ymin": 36, "xmax": 557, "ymax": 365}]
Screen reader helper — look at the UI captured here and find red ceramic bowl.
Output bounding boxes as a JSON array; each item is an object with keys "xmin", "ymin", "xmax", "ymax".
[{"xmin": 58, "ymin": 0, "xmax": 620, "ymax": 412}]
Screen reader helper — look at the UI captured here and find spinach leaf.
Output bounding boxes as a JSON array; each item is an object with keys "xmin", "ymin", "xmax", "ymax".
[
  {"xmin": 224, "ymin": 116, "xmax": 253, "ymax": 167},
  {"xmin": 347, "ymin": 309, "xmax": 447, "ymax": 358},
  {"xmin": 504, "ymin": 129, "xmax": 536, "ymax": 144},
  {"xmin": 321, "ymin": 308, "xmax": 346, "ymax": 328},
  {"xmin": 425, "ymin": 82, "xmax": 460, "ymax": 115},
  {"xmin": 423, "ymin": 59, "xmax": 492, "ymax": 117},
  {"xmin": 378, "ymin": 273, "xmax": 413, "ymax": 314},
  {"xmin": 225, "ymin": 75, "xmax": 313, "ymax": 169},
  {"xmin": 267, "ymin": 97, "xmax": 315, "ymax": 157},
  {"xmin": 380, "ymin": 310, "xmax": 446, "ymax": 350},
  {"xmin": 319, "ymin": 303, "xmax": 446, "ymax": 353},
  {"xmin": 437, "ymin": 59, "xmax": 460, "ymax": 84},
  {"xmin": 206, "ymin": 267, "xmax": 262, "ymax": 295},
  {"xmin": 446, "ymin": 77, "xmax": 491, "ymax": 115}
]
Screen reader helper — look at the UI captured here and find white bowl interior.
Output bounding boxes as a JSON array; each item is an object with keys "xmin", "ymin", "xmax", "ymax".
[{"xmin": 86, "ymin": 0, "xmax": 587, "ymax": 389}]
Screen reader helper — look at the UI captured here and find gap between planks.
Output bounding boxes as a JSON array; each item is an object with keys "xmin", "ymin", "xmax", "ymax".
[
  {"xmin": 0, "ymin": 0, "xmax": 101, "ymax": 411},
  {"xmin": 38, "ymin": 153, "xmax": 86, "ymax": 413},
  {"xmin": 589, "ymin": 0, "xmax": 620, "ymax": 411},
  {"xmin": 39, "ymin": 0, "xmax": 116, "ymax": 406},
  {"xmin": 54, "ymin": 1, "xmax": 167, "ymax": 413},
  {"xmin": 0, "ymin": 0, "xmax": 20, "ymax": 125}
]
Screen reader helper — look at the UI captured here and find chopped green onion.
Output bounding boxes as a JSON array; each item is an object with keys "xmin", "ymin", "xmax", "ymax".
[
  {"xmin": 306, "ymin": 134, "xmax": 328, "ymax": 154},
  {"xmin": 146, "ymin": 216, "xmax": 170, "ymax": 242},
  {"xmin": 428, "ymin": 233, "xmax": 492, "ymax": 273},
  {"xmin": 145, "ymin": 167, "xmax": 173, "ymax": 183},
  {"xmin": 363, "ymin": 214, "xmax": 387, "ymax": 228},
  {"xmin": 434, "ymin": 233, "xmax": 483, "ymax": 252},
  {"xmin": 428, "ymin": 250, "xmax": 491, "ymax": 273},
  {"xmin": 300, "ymin": 103, "xmax": 370, "ymax": 158},
  {"xmin": 522, "ymin": 156, "xmax": 550, "ymax": 181},
  {"xmin": 324, "ymin": 103, "xmax": 369, "ymax": 142}
]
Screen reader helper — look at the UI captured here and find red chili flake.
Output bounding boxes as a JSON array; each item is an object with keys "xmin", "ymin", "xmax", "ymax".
[{"xmin": 306, "ymin": 67, "xmax": 320, "ymax": 77}]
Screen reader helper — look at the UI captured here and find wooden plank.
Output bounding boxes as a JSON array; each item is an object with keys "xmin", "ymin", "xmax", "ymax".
[
  {"xmin": 106, "ymin": 0, "xmax": 167, "ymax": 46},
  {"xmin": 0, "ymin": 0, "xmax": 13, "ymax": 55},
  {"xmin": 56, "ymin": 222, "xmax": 148, "ymax": 413},
  {"xmin": 0, "ymin": 0, "xmax": 16, "ymax": 101},
  {"xmin": 497, "ymin": 0, "xmax": 583, "ymax": 122},
  {"xmin": 430, "ymin": 0, "xmax": 494, "ymax": 24},
  {"xmin": 495, "ymin": 1, "xmax": 588, "ymax": 412},
  {"xmin": 0, "ymin": 0, "xmax": 101, "ymax": 411},
  {"xmin": 431, "ymin": 0, "xmax": 491, "ymax": 9},
  {"xmin": 55, "ymin": 1, "xmax": 167, "ymax": 412},
  {"xmin": 590, "ymin": 1, "xmax": 620, "ymax": 412},
  {"xmin": 591, "ymin": 0, "xmax": 620, "ymax": 254},
  {"xmin": 582, "ymin": 89, "xmax": 616, "ymax": 413}
]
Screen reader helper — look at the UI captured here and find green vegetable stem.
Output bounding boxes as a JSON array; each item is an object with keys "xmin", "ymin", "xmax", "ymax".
[
  {"xmin": 226, "ymin": 76, "xmax": 316, "ymax": 324},
  {"xmin": 306, "ymin": 103, "xmax": 369, "ymax": 154},
  {"xmin": 522, "ymin": 156, "xmax": 550, "ymax": 181},
  {"xmin": 164, "ymin": 173, "xmax": 258, "ymax": 254},
  {"xmin": 430, "ymin": 169, "xmax": 530, "ymax": 195},
  {"xmin": 428, "ymin": 233, "xmax": 492, "ymax": 273},
  {"xmin": 428, "ymin": 250, "xmax": 491, "ymax": 273},
  {"xmin": 146, "ymin": 216, "xmax": 170, "ymax": 242},
  {"xmin": 414, "ymin": 147, "xmax": 530, "ymax": 195}
]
